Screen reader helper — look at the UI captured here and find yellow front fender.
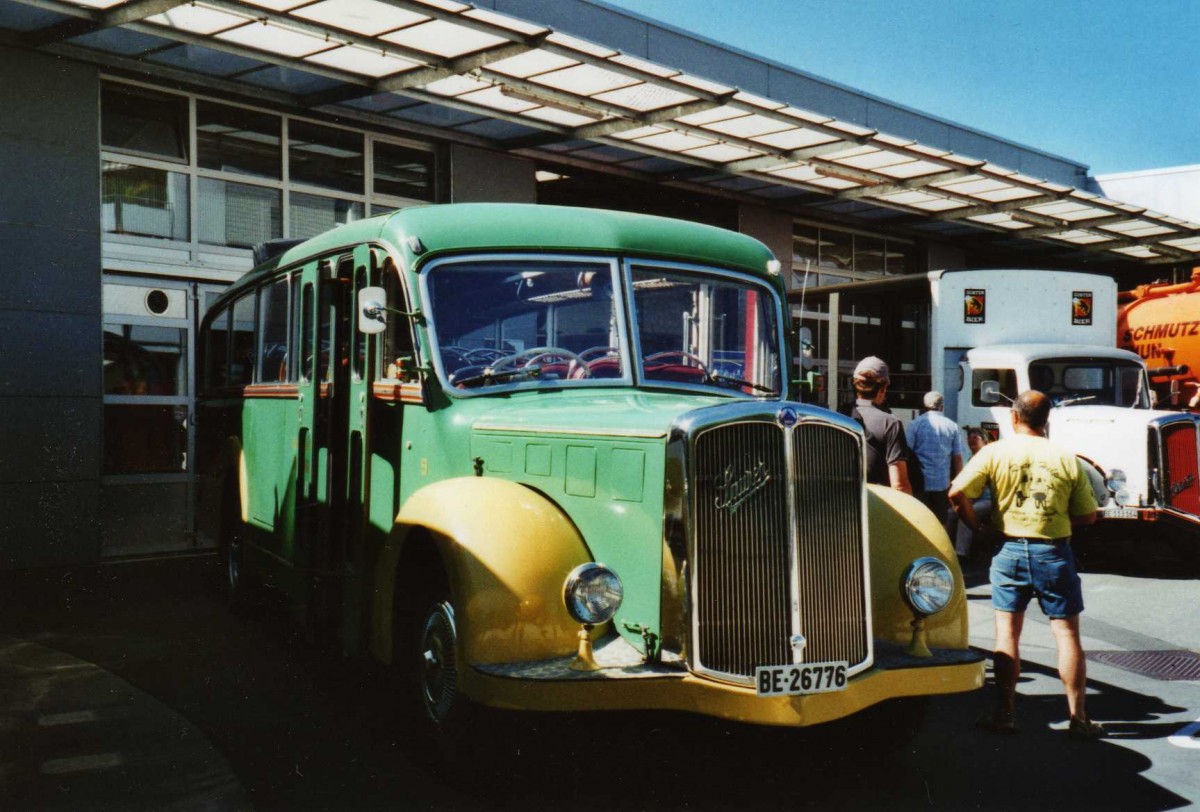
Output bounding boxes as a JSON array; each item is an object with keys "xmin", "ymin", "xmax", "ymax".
[
  {"xmin": 867, "ymin": 485, "xmax": 969, "ymax": 649},
  {"xmin": 370, "ymin": 477, "xmax": 594, "ymax": 667}
]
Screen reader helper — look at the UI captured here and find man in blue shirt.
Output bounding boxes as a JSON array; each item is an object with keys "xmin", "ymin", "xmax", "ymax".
[{"xmin": 906, "ymin": 391, "xmax": 964, "ymax": 522}]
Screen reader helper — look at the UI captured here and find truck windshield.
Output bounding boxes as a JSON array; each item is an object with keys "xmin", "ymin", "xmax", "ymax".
[
  {"xmin": 1028, "ymin": 359, "xmax": 1149, "ymax": 408},
  {"xmin": 424, "ymin": 256, "xmax": 781, "ymax": 397}
]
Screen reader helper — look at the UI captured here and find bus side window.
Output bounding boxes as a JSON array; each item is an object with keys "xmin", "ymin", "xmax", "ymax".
[
  {"xmin": 259, "ymin": 275, "xmax": 290, "ymax": 383},
  {"xmin": 381, "ymin": 258, "xmax": 415, "ymax": 380},
  {"xmin": 204, "ymin": 305, "xmax": 231, "ymax": 392},
  {"xmin": 231, "ymin": 292, "xmax": 256, "ymax": 386}
]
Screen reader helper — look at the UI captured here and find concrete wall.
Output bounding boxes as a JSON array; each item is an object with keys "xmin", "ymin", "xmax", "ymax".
[
  {"xmin": 738, "ymin": 203, "xmax": 792, "ymax": 282},
  {"xmin": 0, "ymin": 47, "xmax": 101, "ymax": 568},
  {"xmin": 449, "ymin": 144, "xmax": 537, "ymax": 203}
]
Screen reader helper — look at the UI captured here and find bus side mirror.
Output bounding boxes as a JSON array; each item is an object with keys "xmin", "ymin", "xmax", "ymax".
[
  {"xmin": 358, "ymin": 286, "xmax": 388, "ymax": 335},
  {"xmin": 979, "ymin": 380, "xmax": 1001, "ymax": 405}
]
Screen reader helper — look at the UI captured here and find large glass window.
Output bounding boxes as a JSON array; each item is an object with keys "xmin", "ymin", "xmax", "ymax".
[
  {"xmin": 374, "ymin": 141, "xmax": 434, "ymax": 200},
  {"xmin": 1028, "ymin": 358, "xmax": 1149, "ymax": 408},
  {"xmin": 427, "ymin": 258, "xmax": 623, "ymax": 389},
  {"xmin": 792, "ymin": 223, "xmax": 917, "ymax": 287},
  {"xmin": 631, "ymin": 266, "xmax": 781, "ymax": 396},
  {"xmin": 258, "ymin": 276, "xmax": 290, "ymax": 383},
  {"xmin": 102, "ymin": 162, "xmax": 189, "ymax": 241},
  {"xmin": 104, "ymin": 324, "xmax": 187, "ymax": 396},
  {"xmin": 101, "ymin": 84, "xmax": 188, "ymax": 160},
  {"xmin": 289, "ymin": 192, "xmax": 363, "ymax": 239},
  {"xmin": 197, "ymin": 101, "xmax": 281, "ymax": 180},
  {"xmin": 289, "ymin": 120, "xmax": 364, "ymax": 194},
  {"xmin": 198, "ymin": 178, "xmax": 282, "ymax": 248}
]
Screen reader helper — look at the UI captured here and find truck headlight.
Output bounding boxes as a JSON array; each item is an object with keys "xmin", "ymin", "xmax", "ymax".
[
  {"xmin": 902, "ymin": 557, "xmax": 953, "ymax": 617},
  {"xmin": 1104, "ymin": 469, "xmax": 1132, "ymax": 505},
  {"xmin": 563, "ymin": 563, "xmax": 623, "ymax": 625}
]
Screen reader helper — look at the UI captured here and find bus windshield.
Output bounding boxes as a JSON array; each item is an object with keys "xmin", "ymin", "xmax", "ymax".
[
  {"xmin": 1028, "ymin": 358, "xmax": 1150, "ymax": 409},
  {"xmin": 424, "ymin": 256, "xmax": 781, "ymax": 397}
]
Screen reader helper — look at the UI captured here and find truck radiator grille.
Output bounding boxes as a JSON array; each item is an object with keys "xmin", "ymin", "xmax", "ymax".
[
  {"xmin": 691, "ymin": 420, "xmax": 868, "ymax": 682},
  {"xmin": 1162, "ymin": 422, "xmax": 1200, "ymax": 516},
  {"xmin": 793, "ymin": 425, "xmax": 869, "ymax": 666}
]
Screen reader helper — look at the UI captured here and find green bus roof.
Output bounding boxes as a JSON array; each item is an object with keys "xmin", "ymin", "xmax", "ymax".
[{"xmin": 238, "ymin": 203, "xmax": 776, "ymax": 291}]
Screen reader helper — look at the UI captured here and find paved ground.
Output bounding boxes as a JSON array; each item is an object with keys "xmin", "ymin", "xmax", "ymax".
[{"xmin": 0, "ymin": 541, "xmax": 1197, "ymax": 811}]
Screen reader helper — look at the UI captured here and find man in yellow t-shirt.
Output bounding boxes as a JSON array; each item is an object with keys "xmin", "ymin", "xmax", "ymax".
[{"xmin": 948, "ymin": 390, "xmax": 1103, "ymax": 739}]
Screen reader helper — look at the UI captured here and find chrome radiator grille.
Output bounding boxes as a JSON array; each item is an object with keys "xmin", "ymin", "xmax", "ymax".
[
  {"xmin": 1161, "ymin": 421, "xmax": 1200, "ymax": 516},
  {"xmin": 689, "ymin": 417, "xmax": 868, "ymax": 682},
  {"xmin": 793, "ymin": 425, "xmax": 869, "ymax": 666}
]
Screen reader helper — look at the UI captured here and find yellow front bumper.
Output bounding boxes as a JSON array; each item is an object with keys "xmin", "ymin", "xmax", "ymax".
[{"xmin": 464, "ymin": 647, "xmax": 985, "ymax": 728}]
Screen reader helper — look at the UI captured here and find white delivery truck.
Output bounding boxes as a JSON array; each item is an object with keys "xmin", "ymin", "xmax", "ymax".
[{"xmin": 793, "ymin": 269, "xmax": 1200, "ymax": 536}]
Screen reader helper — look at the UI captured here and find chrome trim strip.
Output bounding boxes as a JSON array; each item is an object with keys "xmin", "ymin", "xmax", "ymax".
[{"xmin": 473, "ymin": 424, "xmax": 666, "ymax": 438}]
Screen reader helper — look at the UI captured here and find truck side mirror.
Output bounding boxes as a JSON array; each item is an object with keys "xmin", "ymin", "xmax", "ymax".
[
  {"xmin": 979, "ymin": 379, "xmax": 1002, "ymax": 405},
  {"xmin": 358, "ymin": 286, "xmax": 388, "ymax": 335},
  {"xmin": 798, "ymin": 326, "xmax": 815, "ymax": 371}
]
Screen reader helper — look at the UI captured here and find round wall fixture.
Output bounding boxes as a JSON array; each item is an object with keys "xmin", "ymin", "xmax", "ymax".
[{"xmin": 145, "ymin": 289, "xmax": 170, "ymax": 315}]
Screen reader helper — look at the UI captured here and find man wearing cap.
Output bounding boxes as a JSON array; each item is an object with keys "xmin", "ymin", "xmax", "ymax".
[
  {"xmin": 849, "ymin": 356, "xmax": 912, "ymax": 494},
  {"xmin": 906, "ymin": 391, "xmax": 965, "ymax": 522}
]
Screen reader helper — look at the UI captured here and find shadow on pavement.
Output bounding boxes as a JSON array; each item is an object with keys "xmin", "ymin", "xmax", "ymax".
[{"xmin": 0, "ymin": 556, "xmax": 1192, "ymax": 811}]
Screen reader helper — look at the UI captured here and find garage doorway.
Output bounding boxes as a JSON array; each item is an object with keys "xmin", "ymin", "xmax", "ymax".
[{"xmin": 101, "ymin": 275, "xmax": 226, "ymax": 557}]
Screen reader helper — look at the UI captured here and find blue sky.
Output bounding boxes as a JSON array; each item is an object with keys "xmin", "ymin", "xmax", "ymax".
[{"xmin": 598, "ymin": 0, "xmax": 1200, "ymax": 176}]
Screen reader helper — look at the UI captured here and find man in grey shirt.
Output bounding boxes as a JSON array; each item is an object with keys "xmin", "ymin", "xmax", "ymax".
[{"xmin": 849, "ymin": 356, "xmax": 912, "ymax": 494}]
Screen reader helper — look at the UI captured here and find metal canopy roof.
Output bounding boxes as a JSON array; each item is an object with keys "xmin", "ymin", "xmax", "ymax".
[{"xmin": 4, "ymin": 0, "xmax": 1199, "ymax": 265}]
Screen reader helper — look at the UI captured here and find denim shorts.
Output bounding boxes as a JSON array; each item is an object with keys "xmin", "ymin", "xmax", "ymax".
[{"xmin": 990, "ymin": 538, "xmax": 1084, "ymax": 619}]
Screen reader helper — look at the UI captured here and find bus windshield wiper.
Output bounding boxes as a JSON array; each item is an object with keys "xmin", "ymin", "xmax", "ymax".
[
  {"xmin": 454, "ymin": 364, "xmax": 543, "ymax": 388},
  {"xmin": 708, "ymin": 373, "xmax": 778, "ymax": 396}
]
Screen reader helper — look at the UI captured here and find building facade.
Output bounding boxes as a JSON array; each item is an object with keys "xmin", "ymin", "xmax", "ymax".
[{"xmin": 1, "ymin": 0, "xmax": 1197, "ymax": 567}]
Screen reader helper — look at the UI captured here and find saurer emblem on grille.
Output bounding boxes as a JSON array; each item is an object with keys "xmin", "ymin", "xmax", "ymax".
[
  {"xmin": 714, "ymin": 459, "xmax": 771, "ymax": 514},
  {"xmin": 1168, "ymin": 473, "xmax": 1196, "ymax": 499}
]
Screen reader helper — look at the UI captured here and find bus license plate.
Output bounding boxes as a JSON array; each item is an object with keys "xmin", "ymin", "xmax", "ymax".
[
  {"xmin": 1101, "ymin": 507, "xmax": 1138, "ymax": 519},
  {"xmin": 756, "ymin": 662, "xmax": 848, "ymax": 697}
]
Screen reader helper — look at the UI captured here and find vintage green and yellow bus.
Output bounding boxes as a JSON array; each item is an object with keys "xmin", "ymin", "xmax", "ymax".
[{"xmin": 197, "ymin": 203, "xmax": 982, "ymax": 755}]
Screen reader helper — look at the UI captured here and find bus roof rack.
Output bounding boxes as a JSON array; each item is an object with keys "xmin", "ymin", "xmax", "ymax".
[{"xmin": 252, "ymin": 238, "xmax": 307, "ymax": 268}]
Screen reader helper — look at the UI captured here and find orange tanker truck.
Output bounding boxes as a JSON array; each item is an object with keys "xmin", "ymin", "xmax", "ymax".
[{"xmin": 1118, "ymin": 268, "xmax": 1200, "ymax": 410}]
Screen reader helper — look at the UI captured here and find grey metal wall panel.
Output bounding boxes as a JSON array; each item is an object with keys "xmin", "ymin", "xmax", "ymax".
[
  {"xmin": 0, "ymin": 311, "xmax": 100, "ymax": 396},
  {"xmin": 0, "ymin": 481, "xmax": 101, "ymax": 568},
  {"xmin": 0, "ymin": 225, "xmax": 101, "ymax": 314},
  {"xmin": 0, "ymin": 397, "xmax": 99, "ymax": 482},
  {"xmin": 649, "ymin": 27, "xmax": 769, "ymax": 95},
  {"xmin": 0, "ymin": 46, "xmax": 101, "ymax": 569},
  {"xmin": 865, "ymin": 101, "xmax": 953, "ymax": 150},
  {"xmin": 765, "ymin": 69, "xmax": 869, "ymax": 126}
]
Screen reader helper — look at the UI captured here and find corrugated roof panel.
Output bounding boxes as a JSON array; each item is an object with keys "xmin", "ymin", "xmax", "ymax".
[
  {"xmin": 1111, "ymin": 246, "xmax": 1162, "ymax": 258},
  {"xmin": 488, "ymin": 49, "xmax": 578, "ymax": 79},
  {"xmin": 382, "ymin": 19, "xmax": 506, "ymax": 58},
  {"xmin": 674, "ymin": 73, "xmax": 734, "ymax": 95},
  {"xmin": 146, "ymin": 4, "xmax": 247, "ymax": 35},
  {"xmin": 1099, "ymin": 220, "xmax": 1175, "ymax": 237},
  {"xmin": 307, "ymin": 46, "xmax": 420, "ymax": 77},
  {"xmin": 968, "ymin": 213, "xmax": 1032, "ymax": 228},
  {"xmin": 70, "ymin": 26, "xmax": 179, "ymax": 55},
  {"xmin": 1162, "ymin": 237, "xmax": 1200, "ymax": 251},
  {"xmin": 463, "ymin": 7, "xmax": 547, "ymax": 36},
  {"xmin": 610, "ymin": 53, "xmax": 679, "ymax": 78},
  {"xmin": 733, "ymin": 91, "xmax": 785, "ymax": 111},
  {"xmin": 699, "ymin": 113, "xmax": 792, "ymax": 139},
  {"xmin": 456, "ymin": 85, "xmax": 539, "ymax": 113},
  {"xmin": 752, "ymin": 128, "xmax": 840, "ymax": 150},
  {"xmin": 239, "ymin": 0, "xmax": 308, "ymax": 10},
  {"xmin": 546, "ymin": 31, "xmax": 617, "ymax": 58},
  {"xmin": 767, "ymin": 164, "xmax": 823, "ymax": 182},
  {"xmin": 1048, "ymin": 231, "xmax": 1113, "ymax": 244},
  {"xmin": 423, "ymin": 74, "xmax": 491, "ymax": 96},
  {"xmin": 146, "ymin": 42, "xmax": 268, "ymax": 74},
  {"xmin": 521, "ymin": 106, "xmax": 601, "ymax": 127},
  {"xmin": 593, "ymin": 82, "xmax": 697, "ymax": 112},
  {"xmin": 293, "ymin": 0, "xmax": 428, "ymax": 36},
  {"xmin": 240, "ymin": 66, "xmax": 346, "ymax": 93},
  {"xmin": 675, "ymin": 105, "xmax": 742, "ymax": 127},
  {"xmin": 610, "ymin": 125, "xmax": 669, "ymax": 140},
  {"xmin": 684, "ymin": 143, "xmax": 763, "ymax": 163},
  {"xmin": 531, "ymin": 63, "xmax": 638, "ymax": 96},
  {"xmin": 876, "ymin": 159, "xmax": 955, "ymax": 179},
  {"xmin": 634, "ymin": 130, "xmax": 717, "ymax": 152},
  {"xmin": 216, "ymin": 21, "xmax": 331, "ymax": 57}
]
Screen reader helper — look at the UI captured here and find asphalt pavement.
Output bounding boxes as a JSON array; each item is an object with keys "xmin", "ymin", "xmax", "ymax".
[{"xmin": 0, "ymin": 543, "xmax": 1197, "ymax": 811}]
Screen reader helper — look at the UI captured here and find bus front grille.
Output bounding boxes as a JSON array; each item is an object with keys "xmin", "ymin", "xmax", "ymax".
[{"xmin": 689, "ymin": 418, "xmax": 868, "ymax": 683}]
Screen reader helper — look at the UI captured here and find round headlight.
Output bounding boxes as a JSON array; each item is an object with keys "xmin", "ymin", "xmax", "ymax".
[
  {"xmin": 1104, "ymin": 469, "xmax": 1127, "ymax": 493},
  {"xmin": 563, "ymin": 563, "xmax": 623, "ymax": 625},
  {"xmin": 902, "ymin": 557, "xmax": 954, "ymax": 617}
]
